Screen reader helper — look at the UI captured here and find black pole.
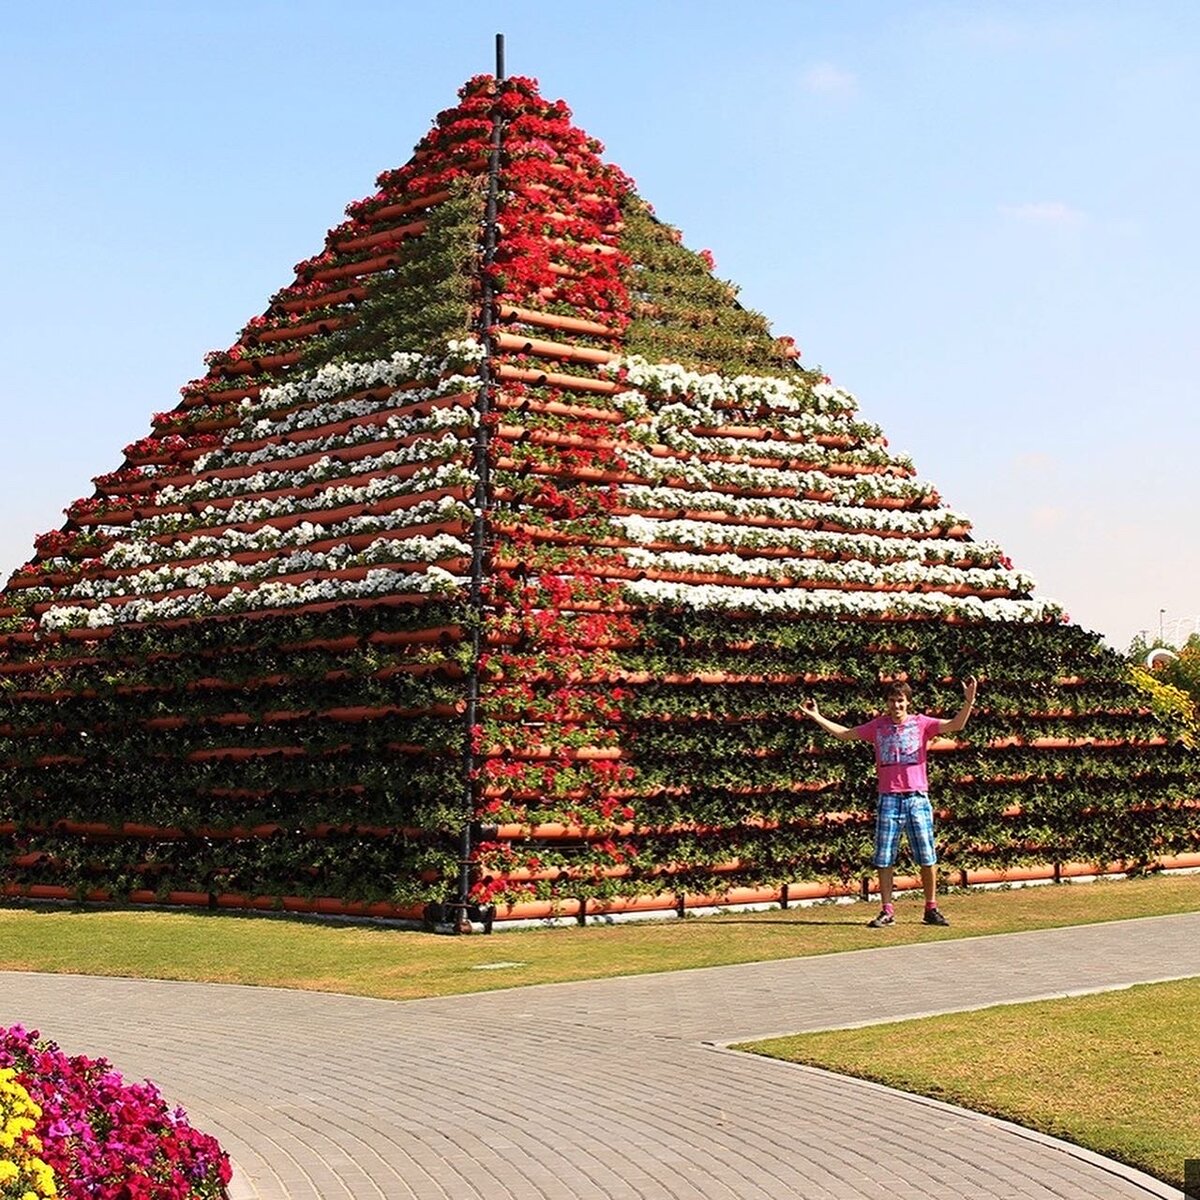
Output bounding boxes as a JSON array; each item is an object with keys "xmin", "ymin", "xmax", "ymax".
[{"xmin": 451, "ymin": 38, "xmax": 507, "ymax": 933}]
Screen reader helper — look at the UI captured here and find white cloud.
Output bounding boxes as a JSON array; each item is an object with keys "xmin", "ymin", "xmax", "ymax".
[
  {"xmin": 999, "ymin": 201, "xmax": 1086, "ymax": 225},
  {"xmin": 800, "ymin": 63, "xmax": 857, "ymax": 96}
]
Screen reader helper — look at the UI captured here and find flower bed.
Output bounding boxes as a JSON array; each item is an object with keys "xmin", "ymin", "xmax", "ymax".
[{"xmin": 0, "ymin": 1024, "xmax": 231, "ymax": 1198}]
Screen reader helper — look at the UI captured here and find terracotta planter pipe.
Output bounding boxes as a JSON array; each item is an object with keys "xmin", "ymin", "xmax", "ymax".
[
  {"xmin": 159, "ymin": 857, "xmax": 1200, "ymax": 923},
  {"xmin": 331, "ymin": 218, "xmax": 427, "ymax": 254},
  {"xmin": 582, "ymin": 893, "xmax": 677, "ymax": 916},
  {"xmin": 28, "ymin": 555, "xmax": 466, "ymax": 616},
  {"xmin": 487, "ymin": 519, "xmax": 986, "ymax": 569},
  {"xmin": 479, "ymin": 745, "xmax": 623, "ymax": 762},
  {"xmin": 493, "ymin": 393, "xmax": 623, "ymax": 425},
  {"xmin": 494, "ymin": 362, "xmax": 620, "ymax": 395},
  {"xmin": 65, "ymin": 520, "xmax": 468, "ymax": 586},
  {"xmin": 497, "ymin": 304, "xmax": 619, "ymax": 339},
  {"xmin": 480, "ymin": 809, "xmax": 852, "ymax": 843},
  {"xmin": 495, "ymin": 424, "xmax": 899, "ymax": 480},
  {"xmin": 368, "ymin": 188, "xmax": 453, "ymax": 223},
  {"xmin": 178, "ymin": 383, "xmax": 262, "ymax": 408},
  {"xmin": 139, "ymin": 427, "xmax": 431, "ymax": 494},
  {"xmin": 113, "ymin": 451, "xmax": 469, "ymax": 525},
  {"xmin": 482, "ymin": 858, "xmax": 746, "ymax": 885},
  {"xmin": 199, "ymin": 384, "xmax": 458, "ymax": 459},
  {"xmin": 216, "ymin": 349, "xmax": 303, "ymax": 376},
  {"xmin": 685, "ymin": 885, "xmax": 785, "ymax": 909},
  {"xmin": 1156, "ymin": 853, "xmax": 1200, "ymax": 870},
  {"xmin": 1057, "ymin": 861, "xmax": 1108, "ymax": 879},
  {"xmin": 603, "ymin": 501, "xmax": 957, "ymax": 541},
  {"xmin": 962, "ymin": 865, "xmax": 1057, "ymax": 886},
  {"xmin": 4, "ymin": 589, "xmax": 434, "ymax": 646},
  {"xmin": 786, "ymin": 880, "xmax": 860, "ymax": 902},
  {"xmin": 141, "ymin": 482, "xmax": 469, "ymax": 545},
  {"xmin": 545, "ymin": 235, "xmax": 620, "ymax": 258},
  {"xmin": 129, "ymin": 891, "xmax": 422, "ymax": 920},
  {"xmin": 492, "ymin": 331, "xmax": 616, "ymax": 366},
  {"xmin": 275, "ymin": 284, "xmax": 366, "ymax": 316},
  {"xmin": 484, "ymin": 556, "xmax": 1015, "ymax": 600},
  {"xmin": 248, "ymin": 315, "xmax": 349, "ymax": 345},
  {"xmin": 307, "ymin": 252, "xmax": 402, "ymax": 284},
  {"xmin": 494, "ymin": 898, "xmax": 585, "ymax": 921}
]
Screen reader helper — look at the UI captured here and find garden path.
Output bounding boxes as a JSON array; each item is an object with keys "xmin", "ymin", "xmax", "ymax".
[{"xmin": 2, "ymin": 910, "xmax": 1197, "ymax": 1199}]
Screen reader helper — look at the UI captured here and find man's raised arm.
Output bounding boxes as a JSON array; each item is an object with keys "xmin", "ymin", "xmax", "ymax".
[
  {"xmin": 799, "ymin": 699, "xmax": 859, "ymax": 741},
  {"xmin": 937, "ymin": 676, "xmax": 978, "ymax": 734}
]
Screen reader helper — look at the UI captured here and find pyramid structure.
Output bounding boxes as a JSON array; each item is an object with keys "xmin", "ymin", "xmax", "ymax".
[{"xmin": 1, "ymin": 73, "xmax": 1196, "ymax": 924}]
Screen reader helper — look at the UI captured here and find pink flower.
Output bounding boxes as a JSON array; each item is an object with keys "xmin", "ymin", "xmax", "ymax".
[{"xmin": 0, "ymin": 1024, "xmax": 232, "ymax": 1198}]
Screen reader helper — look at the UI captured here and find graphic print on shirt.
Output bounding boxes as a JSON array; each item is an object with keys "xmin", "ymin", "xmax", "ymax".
[{"xmin": 876, "ymin": 719, "xmax": 923, "ymax": 766}]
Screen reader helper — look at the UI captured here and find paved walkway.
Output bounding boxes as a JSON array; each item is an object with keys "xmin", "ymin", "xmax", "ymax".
[{"xmin": 2, "ymin": 911, "xmax": 1198, "ymax": 1199}]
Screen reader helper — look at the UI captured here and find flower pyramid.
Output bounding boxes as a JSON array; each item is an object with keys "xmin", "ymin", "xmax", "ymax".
[{"xmin": 1, "ymin": 74, "xmax": 1195, "ymax": 923}]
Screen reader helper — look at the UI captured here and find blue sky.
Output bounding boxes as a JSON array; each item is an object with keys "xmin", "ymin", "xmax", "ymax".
[{"xmin": 2, "ymin": 1, "xmax": 1197, "ymax": 649}]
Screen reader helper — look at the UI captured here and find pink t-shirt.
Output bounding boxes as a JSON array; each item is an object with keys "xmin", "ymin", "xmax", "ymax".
[{"xmin": 851, "ymin": 713, "xmax": 941, "ymax": 794}]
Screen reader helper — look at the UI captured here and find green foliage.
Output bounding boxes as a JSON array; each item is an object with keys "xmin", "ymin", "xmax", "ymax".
[
  {"xmin": 619, "ymin": 194, "xmax": 822, "ymax": 378},
  {"xmin": 476, "ymin": 612, "xmax": 1200, "ymax": 900},
  {"xmin": 0, "ymin": 600, "xmax": 471, "ymax": 904},
  {"xmin": 304, "ymin": 177, "xmax": 484, "ymax": 363},
  {"xmin": 0, "ymin": 829, "xmax": 456, "ymax": 905}
]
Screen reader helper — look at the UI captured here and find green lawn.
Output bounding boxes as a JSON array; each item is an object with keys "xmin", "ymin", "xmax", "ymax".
[
  {"xmin": 0, "ymin": 872, "xmax": 1196, "ymax": 1000},
  {"xmin": 738, "ymin": 977, "xmax": 1200, "ymax": 1191}
]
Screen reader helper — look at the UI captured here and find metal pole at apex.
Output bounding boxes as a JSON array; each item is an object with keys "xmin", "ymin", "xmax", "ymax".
[{"xmin": 496, "ymin": 33, "xmax": 505, "ymax": 81}]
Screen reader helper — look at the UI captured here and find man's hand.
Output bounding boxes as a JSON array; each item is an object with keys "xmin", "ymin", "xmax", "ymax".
[
  {"xmin": 938, "ymin": 676, "xmax": 978, "ymax": 735},
  {"xmin": 801, "ymin": 698, "xmax": 855, "ymax": 740}
]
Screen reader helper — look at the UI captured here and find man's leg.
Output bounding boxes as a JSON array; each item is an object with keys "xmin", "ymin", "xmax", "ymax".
[
  {"xmin": 909, "ymin": 796, "xmax": 948, "ymax": 925},
  {"xmin": 870, "ymin": 795, "xmax": 901, "ymax": 925}
]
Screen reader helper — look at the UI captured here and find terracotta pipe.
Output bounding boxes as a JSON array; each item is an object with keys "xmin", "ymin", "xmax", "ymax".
[
  {"xmin": 331, "ymin": 218, "xmax": 427, "ymax": 254},
  {"xmin": 497, "ymin": 303, "xmax": 619, "ymax": 339},
  {"xmin": 493, "ymin": 330, "xmax": 616, "ymax": 365}
]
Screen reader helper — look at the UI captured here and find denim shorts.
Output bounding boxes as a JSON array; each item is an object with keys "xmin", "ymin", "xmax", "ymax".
[{"xmin": 874, "ymin": 791, "xmax": 937, "ymax": 868}]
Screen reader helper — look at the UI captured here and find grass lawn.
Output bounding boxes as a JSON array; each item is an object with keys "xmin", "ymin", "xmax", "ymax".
[
  {"xmin": 0, "ymin": 871, "xmax": 1196, "ymax": 1001},
  {"xmin": 737, "ymin": 977, "xmax": 1200, "ymax": 1191}
]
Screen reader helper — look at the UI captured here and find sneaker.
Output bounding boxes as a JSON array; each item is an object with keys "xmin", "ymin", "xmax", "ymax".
[
  {"xmin": 867, "ymin": 909, "xmax": 894, "ymax": 928},
  {"xmin": 923, "ymin": 907, "xmax": 950, "ymax": 927}
]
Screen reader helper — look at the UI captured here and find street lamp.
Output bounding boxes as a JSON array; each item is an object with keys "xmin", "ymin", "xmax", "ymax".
[{"xmin": 1159, "ymin": 608, "xmax": 1166, "ymax": 643}]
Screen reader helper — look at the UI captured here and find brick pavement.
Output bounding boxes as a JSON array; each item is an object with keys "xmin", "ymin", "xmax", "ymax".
[{"xmin": 1, "ymin": 911, "xmax": 1196, "ymax": 1198}]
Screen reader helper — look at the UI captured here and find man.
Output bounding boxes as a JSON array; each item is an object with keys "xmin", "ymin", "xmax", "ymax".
[{"xmin": 800, "ymin": 677, "xmax": 977, "ymax": 927}]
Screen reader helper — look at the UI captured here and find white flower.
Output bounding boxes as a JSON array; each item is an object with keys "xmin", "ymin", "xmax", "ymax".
[
  {"xmin": 40, "ymin": 563, "xmax": 469, "ymax": 629},
  {"xmin": 622, "ymin": 578, "xmax": 1060, "ymax": 623},
  {"xmin": 616, "ymin": 486, "xmax": 966, "ymax": 535},
  {"xmin": 600, "ymin": 356, "xmax": 856, "ymax": 417}
]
